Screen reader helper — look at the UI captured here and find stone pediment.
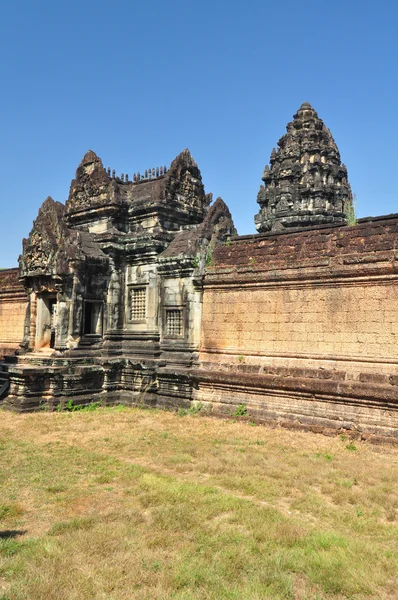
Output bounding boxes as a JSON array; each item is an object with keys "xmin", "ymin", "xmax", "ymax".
[
  {"xmin": 164, "ymin": 149, "xmax": 211, "ymax": 215},
  {"xmin": 160, "ymin": 197, "xmax": 236, "ymax": 270},
  {"xmin": 66, "ymin": 150, "xmax": 118, "ymax": 215},
  {"xmin": 19, "ymin": 196, "xmax": 107, "ymax": 279}
]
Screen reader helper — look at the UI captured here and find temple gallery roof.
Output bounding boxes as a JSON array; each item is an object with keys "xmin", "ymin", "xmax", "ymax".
[{"xmin": 65, "ymin": 149, "xmax": 211, "ymax": 221}]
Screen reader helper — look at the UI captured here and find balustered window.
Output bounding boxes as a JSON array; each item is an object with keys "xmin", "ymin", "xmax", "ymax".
[
  {"xmin": 129, "ymin": 287, "xmax": 147, "ymax": 321},
  {"xmin": 165, "ymin": 309, "xmax": 183, "ymax": 337}
]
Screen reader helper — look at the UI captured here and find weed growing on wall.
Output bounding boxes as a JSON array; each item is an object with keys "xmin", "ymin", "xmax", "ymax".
[
  {"xmin": 235, "ymin": 403, "xmax": 248, "ymax": 417},
  {"xmin": 344, "ymin": 193, "xmax": 358, "ymax": 226},
  {"xmin": 56, "ymin": 399, "xmax": 103, "ymax": 412}
]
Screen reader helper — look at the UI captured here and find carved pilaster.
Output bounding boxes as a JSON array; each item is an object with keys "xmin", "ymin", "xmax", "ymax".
[{"xmin": 28, "ymin": 292, "xmax": 37, "ymax": 350}]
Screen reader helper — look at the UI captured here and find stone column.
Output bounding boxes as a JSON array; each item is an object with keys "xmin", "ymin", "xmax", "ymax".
[
  {"xmin": 55, "ymin": 299, "xmax": 69, "ymax": 350},
  {"xmin": 28, "ymin": 292, "xmax": 37, "ymax": 350},
  {"xmin": 106, "ymin": 267, "xmax": 123, "ymax": 332}
]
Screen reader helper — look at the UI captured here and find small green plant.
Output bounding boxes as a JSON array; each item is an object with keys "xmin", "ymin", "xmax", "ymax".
[
  {"xmin": 345, "ymin": 193, "xmax": 358, "ymax": 226},
  {"xmin": 0, "ymin": 538, "xmax": 24, "ymax": 558},
  {"xmin": 235, "ymin": 403, "xmax": 248, "ymax": 417},
  {"xmin": 178, "ymin": 402, "xmax": 203, "ymax": 417},
  {"xmin": 0, "ymin": 502, "xmax": 24, "ymax": 520},
  {"xmin": 189, "ymin": 402, "xmax": 203, "ymax": 415},
  {"xmin": 237, "ymin": 355, "xmax": 244, "ymax": 363},
  {"xmin": 346, "ymin": 442, "xmax": 357, "ymax": 452},
  {"xmin": 65, "ymin": 398, "xmax": 75, "ymax": 411},
  {"xmin": 56, "ymin": 398, "xmax": 103, "ymax": 412},
  {"xmin": 193, "ymin": 254, "xmax": 200, "ymax": 268},
  {"xmin": 249, "ymin": 257, "xmax": 256, "ymax": 265},
  {"xmin": 84, "ymin": 400, "xmax": 103, "ymax": 411},
  {"xmin": 316, "ymin": 452, "xmax": 333, "ymax": 461},
  {"xmin": 225, "ymin": 237, "xmax": 231, "ymax": 247}
]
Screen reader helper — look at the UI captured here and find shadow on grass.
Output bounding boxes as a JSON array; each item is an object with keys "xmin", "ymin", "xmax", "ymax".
[{"xmin": 0, "ymin": 530, "xmax": 27, "ymax": 539}]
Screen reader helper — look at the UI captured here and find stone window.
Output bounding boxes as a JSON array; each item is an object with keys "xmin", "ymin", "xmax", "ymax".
[
  {"xmin": 165, "ymin": 309, "xmax": 183, "ymax": 337},
  {"xmin": 130, "ymin": 287, "xmax": 147, "ymax": 321}
]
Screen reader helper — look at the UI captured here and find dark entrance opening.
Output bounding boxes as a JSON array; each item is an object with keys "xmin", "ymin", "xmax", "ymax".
[
  {"xmin": 83, "ymin": 301, "xmax": 103, "ymax": 335},
  {"xmin": 84, "ymin": 302, "xmax": 93, "ymax": 335},
  {"xmin": 49, "ymin": 298, "xmax": 57, "ymax": 348}
]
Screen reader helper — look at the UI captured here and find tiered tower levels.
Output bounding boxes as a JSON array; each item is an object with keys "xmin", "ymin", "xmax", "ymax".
[{"xmin": 255, "ymin": 102, "xmax": 353, "ymax": 233}]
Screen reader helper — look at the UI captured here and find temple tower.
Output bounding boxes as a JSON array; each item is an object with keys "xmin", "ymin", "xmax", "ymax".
[{"xmin": 254, "ymin": 102, "xmax": 353, "ymax": 232}]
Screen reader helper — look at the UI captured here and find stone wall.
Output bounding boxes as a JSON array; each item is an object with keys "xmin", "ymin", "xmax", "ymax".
[
  {"xmin": 194, "ymin": 215, "xmax": 398, "ymax": 441},
  {"xmin": 0, "ymin": 269, "xmax": 27, "ymax": 358}
]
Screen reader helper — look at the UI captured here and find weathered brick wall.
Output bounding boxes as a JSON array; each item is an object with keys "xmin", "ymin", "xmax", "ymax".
[
  {"xmin": 194, "ymin": 216, "xmax": 398, "ymax": 440},
  {"xmin": 202, "ymin": 283, "xmax": 398, "ymax": 360},
  {"xmin": 203, "ymin": 215, "xmax": 398, "ymax": 360},
  {"xmin": 0, "ymin": 269, "xmax": 27, "ymax": 358}
]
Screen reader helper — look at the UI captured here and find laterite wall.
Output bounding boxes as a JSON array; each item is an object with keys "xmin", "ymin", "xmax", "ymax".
[
  {"xmin": 0, "ymin": 269, "xmax": 27, "ymax": 358},
  {"xmin": 196, "ymin": 215, "xmax": 398, "ymax": 440}
]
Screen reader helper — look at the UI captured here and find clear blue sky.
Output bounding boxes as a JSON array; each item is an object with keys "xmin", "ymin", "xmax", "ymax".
[{"xmin": 1, "ymin": 0, "xmax": 397, "ymax": 267}]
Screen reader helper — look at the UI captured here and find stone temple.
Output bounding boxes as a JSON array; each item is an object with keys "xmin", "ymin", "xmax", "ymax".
[
  {"xmin": 255, "ymin": 102, "xmax": 352, "ymax": 232},
  {"xmin": 1, "ymin": 103, "xmax": 398, "ymax": 442}
]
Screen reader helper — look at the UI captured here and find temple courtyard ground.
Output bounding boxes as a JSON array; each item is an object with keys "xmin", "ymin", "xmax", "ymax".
[{"xmin": 0, "ymin": 406, "xmax": 397, "ymax": 600}]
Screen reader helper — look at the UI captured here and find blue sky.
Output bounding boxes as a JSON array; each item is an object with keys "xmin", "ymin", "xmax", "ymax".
[{"xmin": 1, "ymin": 0, "xmax": 397, "ymax": 267}]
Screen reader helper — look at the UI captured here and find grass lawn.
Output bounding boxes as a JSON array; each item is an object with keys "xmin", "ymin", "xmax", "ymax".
[{"xmin": 0, "ymin": 405, "xmax": 397, "ymax": 599}]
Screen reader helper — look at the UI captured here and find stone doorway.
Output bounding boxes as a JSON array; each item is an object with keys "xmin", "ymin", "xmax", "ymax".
[
  {"xmin": 36, "ymin": 295, "xmax": 57, "ymax": 349},
  {"xmin": 83, "ymin": 301, "xmax": 103, "ymax": 336}
]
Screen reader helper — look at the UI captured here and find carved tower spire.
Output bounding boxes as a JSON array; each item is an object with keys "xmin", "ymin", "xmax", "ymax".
[{"xmin": 254, "ymin": 102, "xmax": 353, "ymax": 232}]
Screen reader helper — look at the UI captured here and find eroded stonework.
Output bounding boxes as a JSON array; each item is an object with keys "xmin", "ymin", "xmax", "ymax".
[
  {"xmin": 255, "ymin": 102, "xmax": 352, "ymax": 232},
  {"xmin": 0, "ymin": 148, "xmax": 235, "ymax": 411},
  {"xmin": 1, "ymin": 103, "xmax": 398, "ymax": 442}
]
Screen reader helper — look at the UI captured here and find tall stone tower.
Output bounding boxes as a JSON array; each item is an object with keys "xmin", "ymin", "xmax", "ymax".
[{"xmin": 254, "ymin": 102, "xmax": 353, "ymax": 233}]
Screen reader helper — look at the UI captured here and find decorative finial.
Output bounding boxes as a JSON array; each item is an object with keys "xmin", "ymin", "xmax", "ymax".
[{"xmin": 262, "ymin": 165, "xmax": 271, "ymax": 182}]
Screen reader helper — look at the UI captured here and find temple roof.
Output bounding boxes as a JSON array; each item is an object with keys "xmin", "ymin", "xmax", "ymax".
[
  {"xmin": 160, "ymin": 197, "xmax": 236, "ymax": 261},
  {"xmin": 254, "ymin": 103, "xmax": 352, "ymax": 233},
  {"xmin": 65, "ymin": 148, "xmax": 211, "ymax": 226}
]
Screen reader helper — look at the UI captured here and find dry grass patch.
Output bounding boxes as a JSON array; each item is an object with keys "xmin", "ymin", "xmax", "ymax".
[{"xmin": 0, "ymin": 406, "xmax": 397, "ymax": 599}]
